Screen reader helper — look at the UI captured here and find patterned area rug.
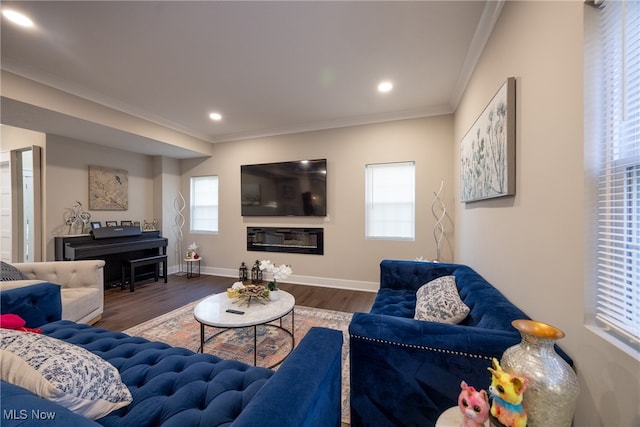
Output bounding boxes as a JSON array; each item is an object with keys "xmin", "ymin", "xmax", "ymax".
[{"xmin": 123, "ymin": 300, "xmax": 353, "ymax": 424}]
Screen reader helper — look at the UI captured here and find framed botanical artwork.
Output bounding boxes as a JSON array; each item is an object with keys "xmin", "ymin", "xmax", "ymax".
[
  {"xmin": 105, "ymin": 221, "xmax": 117, "ymax": 227},
  {"xmin": 460, "ymin": 77, "xmax": 516, "ymax": 203},
  {"xmin": 121, "ymin": 220, "xmax": 132, "ymax": 226},
  {"xmin": 88, "ymin": 165, "xmax": 128, "ymax": 210}
]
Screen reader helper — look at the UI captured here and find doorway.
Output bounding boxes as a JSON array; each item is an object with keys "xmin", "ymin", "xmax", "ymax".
[{"xmin": 0, "ymin": 146, "xmax": 42, "ymax": 262}]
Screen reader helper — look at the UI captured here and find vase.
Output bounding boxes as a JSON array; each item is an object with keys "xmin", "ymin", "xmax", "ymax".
[
  {"xmin": 500, "ymin": 319, "xmax": 579, "ymax": 427},
  {"xmin": 269, "ymin": 289, "xmax": 280, "ymax": 301}
]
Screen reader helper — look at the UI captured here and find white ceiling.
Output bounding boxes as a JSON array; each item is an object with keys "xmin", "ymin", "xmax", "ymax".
[{"xmin": 0, "ymin": 1, "xmax": 501, "ymax": 158}]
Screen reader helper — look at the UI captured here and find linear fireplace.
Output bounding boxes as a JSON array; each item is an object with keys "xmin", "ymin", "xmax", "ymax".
[{"xmin": 247, "ymin": 227, "xmax": 324, "ymax": 255}]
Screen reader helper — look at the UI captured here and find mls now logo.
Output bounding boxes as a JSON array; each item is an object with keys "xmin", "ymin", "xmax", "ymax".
[{"xmin": 3, "ymin": 409, "xmax": 57, "ymax": 420}]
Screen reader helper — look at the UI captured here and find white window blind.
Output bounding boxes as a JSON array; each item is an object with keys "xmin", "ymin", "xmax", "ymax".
[
  {"xmin": 589, "ymin": 0, "xmax": 640, "ymax": 356},
  {"xmin": 365, "ymin": 162, "xmax": 415, "ymax": 240},
  {"xmin": 190, "ymin": 176, "xmax": 218, "ymax": 234}
]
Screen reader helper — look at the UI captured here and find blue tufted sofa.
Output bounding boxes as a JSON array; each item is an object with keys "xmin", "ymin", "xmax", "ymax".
[
  {"xmin": 1, "ymin": 282, "xmax": 343, "ymax": 427},
  {"xmin": 349, "ymin": 260, "xmax": 572, "ymax": 427}
]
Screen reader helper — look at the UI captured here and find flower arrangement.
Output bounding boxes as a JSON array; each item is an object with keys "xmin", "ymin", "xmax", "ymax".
[
  {"xmin": 186, "ymin": 242, "xmax": 199, "ymax": 259},
  {"xmin": 259, "ymin": 260, "xmax": 292, "ymax": 291}
]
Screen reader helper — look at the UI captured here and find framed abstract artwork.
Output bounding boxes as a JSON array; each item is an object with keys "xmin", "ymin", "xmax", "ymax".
[{"xmin": 460, "ymin": 77, "xmax": 516, "ymax": 203}]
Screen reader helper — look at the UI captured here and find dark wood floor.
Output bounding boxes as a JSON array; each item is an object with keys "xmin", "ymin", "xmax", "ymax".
[{"xmin": 95, "ymin": 273, "xmax": 376, "ymax": 331}]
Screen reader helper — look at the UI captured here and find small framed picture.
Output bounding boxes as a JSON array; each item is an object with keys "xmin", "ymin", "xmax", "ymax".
[
  {"xmin": 133, "ymin": 221, "xmax": 141, "ymax": 229},
  {"xmin": 90, "ymin": 221, "xmax": 101, "ymax": 230},
  {"xmin": 121, "ymin": 220, "xmax": 132, "ymax": 226},
  {"xmin": 105, "ymin": 221, "xmax": 117, "ymax": 227},
  {"xmin": 143, "ymin": 219, "xmax": 157, "ymax": 231}
]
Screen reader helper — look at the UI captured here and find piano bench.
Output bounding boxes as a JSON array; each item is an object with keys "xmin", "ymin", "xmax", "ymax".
[{"xmin": 121, "ymin": 254, "xmax": 168, "ymax": 292}]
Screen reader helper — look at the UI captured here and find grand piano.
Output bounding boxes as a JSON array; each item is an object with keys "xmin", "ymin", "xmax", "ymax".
[{"xmin": 55, "ymin": 226, "xmax": 168, "ymax": 289}]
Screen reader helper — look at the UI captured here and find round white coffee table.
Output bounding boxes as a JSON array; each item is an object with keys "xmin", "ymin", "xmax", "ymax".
[{"xmin": 194, "ymin": 290, "xmax": 295, "ymax": 368}]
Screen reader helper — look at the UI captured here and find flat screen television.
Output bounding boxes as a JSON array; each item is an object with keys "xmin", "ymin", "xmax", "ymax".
[{"xmin": 241, "ymin": 159, "xmax": 327, "ymax": 216}]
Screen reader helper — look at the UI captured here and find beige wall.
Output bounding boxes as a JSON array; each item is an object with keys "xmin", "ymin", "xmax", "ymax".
[
  {"xmin": 45, "ymin": 135, "xmax": 156, "ymax": 260},
  {"xmin": 454, "ymin": 2, "xmax": 639, "ymax": 425},
  {"xmin": 0, "ymin": 125, "xmax": 46, "ymax": 151},
  {"xmin": 38, "ymin": 115, "xmax": 454, "ymax": 287},
  {"xmin": 181, "ymin": 115, "xmax": 454, "ymax": 290}
]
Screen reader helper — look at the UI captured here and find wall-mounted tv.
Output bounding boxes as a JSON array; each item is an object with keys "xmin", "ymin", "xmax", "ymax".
[{"xmin": 241, "ymin": 159, "xmax": 327, "ymax": 216}]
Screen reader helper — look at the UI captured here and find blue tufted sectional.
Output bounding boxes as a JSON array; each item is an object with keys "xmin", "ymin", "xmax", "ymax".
[
  {"xmin": 349, "ymin": 260, "xmax": 573, "ymax": 427},
  {"xmin": 1, "ymin": 282, "xmax": 343, "ymax": 427}
]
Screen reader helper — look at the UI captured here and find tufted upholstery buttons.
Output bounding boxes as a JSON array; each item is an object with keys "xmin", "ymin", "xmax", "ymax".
[{"xmin": 41, "ymin": 321, "xmax": 273, "ymax": 425}]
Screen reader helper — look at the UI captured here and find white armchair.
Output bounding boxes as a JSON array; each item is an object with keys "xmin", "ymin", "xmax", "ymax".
[{"xmin": 2, "ymin": 260, "xmax": 105, "ymax": 324}]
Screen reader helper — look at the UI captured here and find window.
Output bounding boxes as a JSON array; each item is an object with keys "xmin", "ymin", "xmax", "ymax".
[
  {"xmin": 586, "ymin": 0, "xmax": 640, "ymax": 358},
  {"xmin": 365, "ymin": 161, "xmax": 415, "ymax": 240},
  {"xmin": 190, "ymin": 176, "xmax": 218, "ymax": 234}
]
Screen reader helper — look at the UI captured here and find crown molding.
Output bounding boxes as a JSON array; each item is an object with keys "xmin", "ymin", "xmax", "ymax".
[
  {"xmin": 209, "ymin": 104, "xmax": 454, "ymax": 143},
  {"xmin": 449, "ymin": 0, "xmax": 505, "ymax": 110}
]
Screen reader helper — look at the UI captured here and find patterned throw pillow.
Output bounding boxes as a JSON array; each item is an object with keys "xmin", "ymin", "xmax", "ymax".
[
  {"xmin": 414, "ymin": 275, "xmax": 470, "ymax": 324},
  {"xmin": 0, "ymin": 261, "xmax": 28, "ymax": 281},
  {"xmin": 1, "ymin": 329, "xmax": 132, "ymax": 419}
]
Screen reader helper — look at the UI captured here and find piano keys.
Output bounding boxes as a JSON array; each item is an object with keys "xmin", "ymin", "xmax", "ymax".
[{"xmin": 55, "ymin": 228, "xmax": 168, "ymax": 289}]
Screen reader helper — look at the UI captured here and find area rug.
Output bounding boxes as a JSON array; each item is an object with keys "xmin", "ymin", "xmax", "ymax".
[{"xmin": 123, "ymin": 300, "xmax": 353, "ymax": 424}]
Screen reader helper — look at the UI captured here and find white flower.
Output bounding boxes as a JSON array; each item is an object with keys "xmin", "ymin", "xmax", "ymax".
[
  {"xmin": 188, "ymin": 242, "xmax": 198, "ymax": 251},
  {"xmin": 231, "ymin": 281, "xmax": 245, "ymax": 290},
  {"xmin": 259, "ymin": 260, "xmax": 292, "ymax": 282},
  {"xmin": 272, "ymin": 264, "xmax": 292, "ymax": 281},
  {"xmin": 259, "ymin": 260, "xmax": 274, "ymax": 271}
]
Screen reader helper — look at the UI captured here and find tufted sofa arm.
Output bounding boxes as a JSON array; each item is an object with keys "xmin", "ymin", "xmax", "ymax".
[
  {"xmin": 12, "ymin": 260, "xmax": 105, "ymax": 290},
  {"xmin": 0, "ymin": 282, "xmax": 62, "ymax": 327},
  {"xmin": 234, "ymin": 327, "xmax": 343, "ymax": 427},
  {"xmin": 10, "ymin": 260, "xmax": 105, "ymax": 324}
]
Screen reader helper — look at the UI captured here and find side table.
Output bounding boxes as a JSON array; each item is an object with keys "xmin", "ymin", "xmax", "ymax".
[{"xmin": 184, "ymin": 257, "xmax": 201, "ymax": 278}]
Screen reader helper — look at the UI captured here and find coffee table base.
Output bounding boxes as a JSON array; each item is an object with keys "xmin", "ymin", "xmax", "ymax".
[{"xmin": 199, "ymin": 310, "xmax": 295, "ymax": 369}]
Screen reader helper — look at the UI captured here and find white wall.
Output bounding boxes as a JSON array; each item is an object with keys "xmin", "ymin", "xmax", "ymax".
[
  {"xmin": 454, "ymin": 2, "xmax": 639, "ymax": 425},
  {"xmin": 181, "ymin": 115, "xmax": 454, "ymax": 290}
]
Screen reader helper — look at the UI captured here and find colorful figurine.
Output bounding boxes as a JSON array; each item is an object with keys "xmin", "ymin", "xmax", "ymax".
[
  {"xmin": 458, "ymin": 381, "xmax": 490, "ymax": 427},
  {"xmin": 487, "ymin": 358, "xmax": 528, "ymax": 427}
]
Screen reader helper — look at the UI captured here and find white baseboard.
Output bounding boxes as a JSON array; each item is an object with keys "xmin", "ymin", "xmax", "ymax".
[{"xmin": 167, "ymin": 265, "xmax": 377, "ymax": 292}]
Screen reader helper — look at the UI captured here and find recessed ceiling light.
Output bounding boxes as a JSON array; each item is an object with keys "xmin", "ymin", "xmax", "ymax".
[
  {"xmin": 209, "ymin": 112, "xmax": 222, "ymax": 121},
  {"xmin": 377, "ymin": 81, "xmax": 393, "ymax": 93},
  {"xmin": 2, "ymin": 9, "xmax": 34, "ymax": 27}
]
